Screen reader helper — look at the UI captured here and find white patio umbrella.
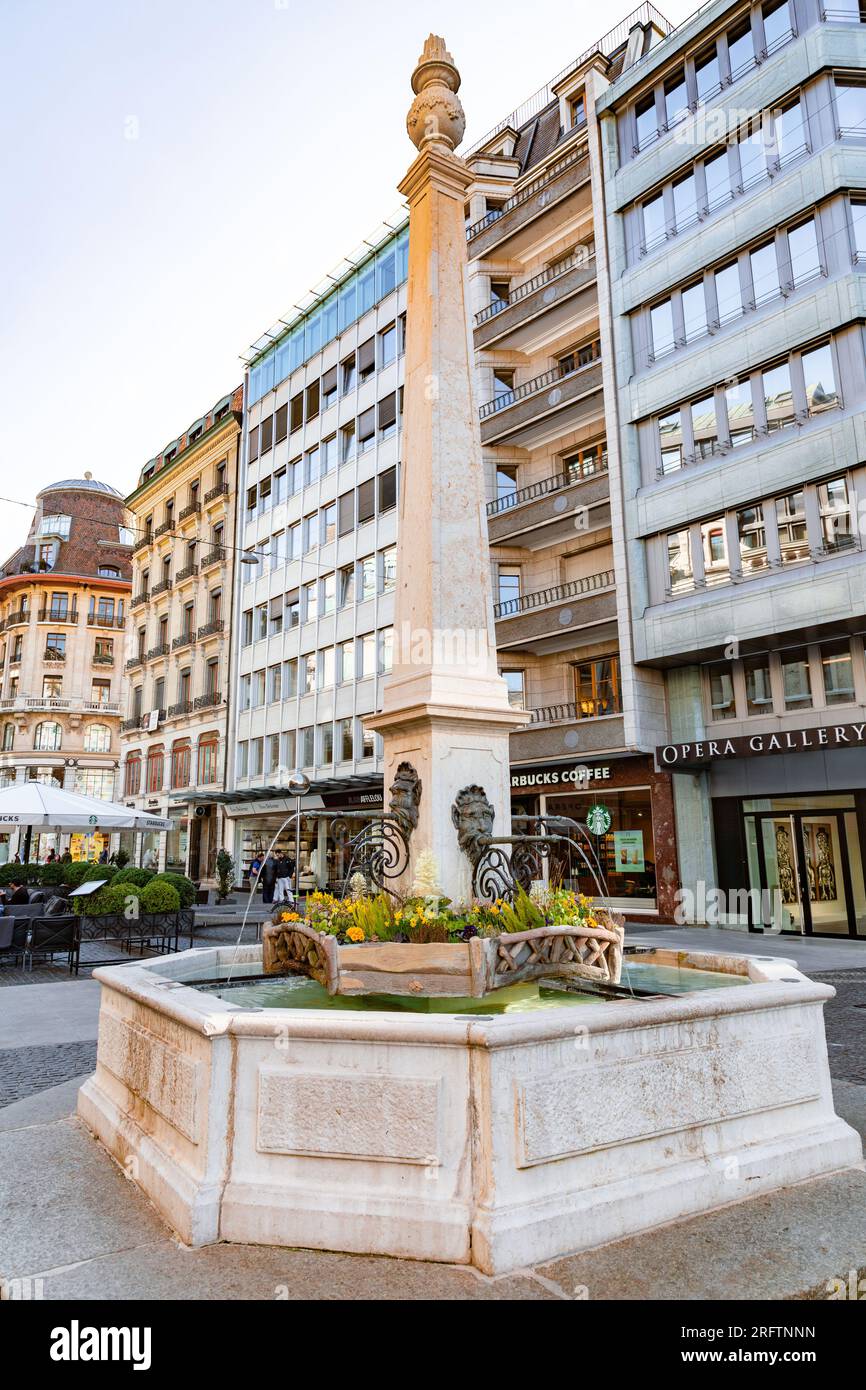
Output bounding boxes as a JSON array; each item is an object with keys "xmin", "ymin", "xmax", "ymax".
[{"xmin": 0, "ymin": 781, "xmax": 171, "ymax": 833}]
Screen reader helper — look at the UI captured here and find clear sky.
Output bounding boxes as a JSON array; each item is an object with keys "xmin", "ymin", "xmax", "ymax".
[{"xmin": 0, "ymin": 0, "xmax": 694, "ymax": 557}]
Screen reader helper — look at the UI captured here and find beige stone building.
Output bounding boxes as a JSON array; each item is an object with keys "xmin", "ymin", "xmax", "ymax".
[
  {"xmin": 0, "ymin": 476, "xmax": 133, "ymax": 862},
  {"xmin": 120, "ymin": 388, "xmax": 242, "ymax": 880}
]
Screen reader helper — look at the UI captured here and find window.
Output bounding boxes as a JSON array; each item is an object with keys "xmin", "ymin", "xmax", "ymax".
[
  {"xmin": 649, "ymin": 299, "xmax": 675, "ymax": 358},
  {"xmin": 681, "ymin": 282, "xmax": 707, "ymax": 342},
  {"xmin": 707, "ymin": 663, "xmax": 736, "ymax": 719},
  {"xmin": 379, "ymin": 466, "xmax": 397, "ymax": 513},
  {"xmin": 290, "ymin": 392, "xmax": 304, "ymax": 432},
  {"xmin": 123, "ymin": 755, "xmax": 141, "ymax": 796},
  {"xmin": 304, "ymin": 580, "xmax": 318, "ymax": 622},
  {"xmin": 496, "ymin": 467, "xmax": 518, "ymax": 505},
  {"xmin": 667, "ymin": 530, "xmax": 693, "ymax": 594},
  {"xmin": 339, "ymin": 564, "xmax": 355, "ymax": 607},
  {"xmin": 322, "ymin": 435, "xmax": 337, "ymax": 475},
  {"xmin": 851, "ymin": 200, "xmax": 866, "ymax": 260},
  {"xmin": 342, "ymin": 354, "xmax": 357, "ymax": 393},
  {"xmin": 822, "ymin": 640, "xmax": 856, "ymax": 705},
  {"xmin": 305, "ymin": 447, "xmax": 319, "ymax": 485},
  {"xmin": 320, "ymin": 724, "xmax": 334, "ymax": 764},
  {"xmin": 250, "ymin": 738, "xmax": 264, "ymax": 777},
  {"xmin": 358, "ymin": 407, "xmax": 376, "ymax": 452},
  {"xmin": 303, "ymin": 514, "xmax": 317, "ymax": 553},
  {"xmin": 672, "ymin": 172, "xmax": 698, "ymax": 231},
  {"xmin": 776, "ymin": 489, "xmax": 808, "ymax": 562},
  {"xmin": 749, "ymin": 241, "xmax": 780, "ymax": 307},
  {"xmin": 725, "ymin": 379, "xmax": 755, "ymax": 446},
  {"xmin": 497, "ymin": 568, "xmax": 520, "ymax": 608},
  {"xmin": 338, "ymin": 717, "xmax": 354, "ymax": 762},
  {"xmin": 641, "ymin": 192, "xmax": 666, "ymax": 251},
  {"xmin": 98, "ymin": 565, "xmax": 120, "ymax": 579},
  {"xmin": 569, "ymin": 93, "xmax": 585, "ymax": 128},
  {"xmin": 240, "ymin": 674, "xmax": 251, "ymax": 711},
  {"xmin": 360, "ymin": 555, "xmax": 376, "ymax": 602},
  {"xmin": 573, "ymin": 657, "xmax": 621, "ymax": 718},
  {"xmin": 341, "ymin": 422, "xmax": 356, "ymax": 462},
  {"xmin": 762, "ymin": 361, "xmax": 794, "ymax": 431},
  {"xmin": 268, "ymin": 664, "xmax": 282, "ymax": 703},
  {"xmin": 84, "ymin": 723, "xmax": 111, "ymax": 752},
  {"xmin": 380, "ymin": 323, "xmax": 397, "ymax": 368},
  {"xmin": 339, "ymin": 639, "xmax": 355, "ymax": 683},
  {"xmin": 699, "ymin": 520, "xmax": 728, "ymax": 586},
  {"xmin": 306, "ymin": 381, "xmax": 320, "ymax": 421},
  {"xmin": 260, "ymin": 414, "xmax": 274, "ymax": 455},
  {"xmin": 695, "ymin": 46, "xmax": 721, "ymax": 104},
  {"xmin": 379, "ymin": 627, "xmax": 394, "ymax": 673},
  {"xmin": 762, "ymin": 0, "xmax": 793, "ymax": 54},
  {"xmin": 284, "ymin": 658, "xmax": 298, "ymax": 697},
  {"xmin": 198, "ymin": 739, "xmax": 219, "ymax": 785},
  {"xmin": 664, "ymin": 71, "xmax": 688, "ymax": 129},
  {"xmin": 738, "ymin": 124, "xmax": 767, "ymax": 192},
  {"xmin": 658, "ymin": 408, "xmax": 683, "ymax": 473},
  {"xmin": 242, "ymin": 610, "xmax": 253, "ymax": 646},
  {"xmin": 817, "ymin": 476, "xmax": 853, "ymax": 552},
  {"xmin": 802, "ymin": 343, "xmax": 839, "ymax": 415},
  {"xmin": 237, "ymin": 743, "xmax": 248, "ymax": 779},
  {"xmin": 322, "ymin": 366, "xmax": 338, "ymax": 408},
  {"xmin": 381, "ymin": 545, "xmax": 397, "ymax": 593},
  {"xmin": 281, "ymin": 730, "xmax": 296, "ymax": 769},
  {"xmin": 321, "ymin": 504, "xmax": 336, "ymax": 546},
  {"xmin": 285, "ymin": 590, "xmax": 300, "ymax": 628},
  {"xmin": 357, "ymin": 718, "xmax": 375, "ymax": 760},
  {"xmin": 267, "ymin": 733, "xmax": 281, "ymax": 776},
  {"xmin": 727, "ymin": 21, "xmax": 755, "ymax": 81},
  {"xmin": 256, "ymin": 604, "xmax": 268, "ymax": 640},
  {"xmin": 171, "ymin": 742, "xmax": 191, "ymax": 789},
  {"xmin": 359, "ymin": 633, "xmax": 376, "ymax": 678},
  {"xmin": 703, "ymin": 148, "xmax": 731, "ymax": 212},
  {"xmin": 38, "ymin": 514, "xmax": 70, "ymax": 539},
  {"xmin": 501, "ymin": 670, "xmax": 525, "ymax": 708},
  {"xmin": 146, "ymin": 747, "xmax": 164, "ymax": 792},
  {"xmin": 744, "ymin": 654, "xmax": 773, "ymax": 715},
  {"xmin": 716, "ymin": 261, "xmax": 743, "ymax": 327},
  {"xmin": 788, "ymin": 219, "xmax": 821, "ymax": 287},
  {"xmin": 321, "ymin": 572, "xmax": 336, "ymax": 614},
  {"xmin": 321, "ymin": 646, "xmax": 335, "ymax": 688},
  {"xmin": 45, "ymin": 632, "xmax": 67, "ymax": 660},
  {"xmin": 635, "ymin": 93, "xmax": 657, "ymax": 151},
  {"xmin": 253, "ymin": 669, "xmax": 266, "ymax": 708},
  {"xmin": 300, "ymin": 727, "xmax": 314, "ymax": 766},
  {"xmin": 781, "ymin": 647, "xmax": 812, "ymax": 710},
  {"xmin": 737, "ymin": 505, "xmax": 767, "ymax": 574},
  {"xmin": 691, "ymin": 394, "xmax": 717, "ymax": 459},
  {"xmin": 378, "ymin": 392, "xmax": 397, "ymax": 438},
  {"xmin": 76, "ymin": 769, "xmax": 114, "ymax": 800},
  {"xmin": 2, "ymin": 723, "xmax": 13, "ymax": 751}
]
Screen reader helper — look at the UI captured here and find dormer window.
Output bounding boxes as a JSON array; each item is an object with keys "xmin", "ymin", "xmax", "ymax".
[
  {"xmin": 38, "ymin": 514, "xmax": 71, "ymax": 540},
  {"xmin": 570, "ymin": 94, "xmax": 585, "ymax": 129}
]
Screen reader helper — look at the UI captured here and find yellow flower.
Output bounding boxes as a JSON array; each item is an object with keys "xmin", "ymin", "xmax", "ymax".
[
  {"xmin": 490, "ymin": 904, "xmax": 500, "ymax": 915},
  {"xmin": 280, "ymin": 911, "xmax": 300, "ymax": 923},
  {"xmin": 346, "ymin": 925, "xmax": 365, "ymax": 943}
]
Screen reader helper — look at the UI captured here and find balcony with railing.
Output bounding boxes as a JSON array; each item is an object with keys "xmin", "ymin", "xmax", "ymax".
[
  {"xmin": 1, "ymin": 695, "xmax": 123, "ymax": 717},
  {"xmin": 494, "ymin": 568, "xmax": 617, "ymax": 654},
  {"xmin": 194, "ymin": 690, "xmax": 223, "ymax": 710},
  {"xmin": 175, "ymin": 563, "xmax": 199, "ymax": 585},
  {"xmin": 510, "ymin": 703, "xmax": 626, "ymax": 762},
  {"xmin": 146, "ymin": 642, "xmax": 170, "ymax": 661},
  {"xmin": 38, "ymin": 607, "xmax": 78, "ymax": 624},
  {"xmin": 130, "ymin": 590, "xmax": 149, "ymax": 609},
  {"xmin": 487, "ymin": 455, "xmax": 610, "ymax": 546},
  {"xmin": 125, "ymin": 654, "xmax": 144, "ymax": 672},
  {"xmin": 200, "ymin": 546, "xmax": 225, "ymax": 569},
  {"xmin": 87, "ymin": 612, "xmax": 125, "ymax": 628},
  {"xmin": 480, "ymin": 347, "xmax": 603, "ymax": 447},
  {"xmin": 121, "ymin": 716, "xmax": 141, "ymax": 733},
  {"xmin": 133, "ymin": 533, "xmax": 152, "ymax": 554},
  {"xmin": 153, "ymin": 519, "xmax": 174, "ymax": 540},
  {"xmin": 204, "ymin": 482, "xmax": 229, "ymax": 504},
  {"xmin": 92, "ymin": 653, "xmax": 115, "ymax": 666},
  {"xmin": 5, "ymin": 609, "xmax": 30, "ymax": 628},
  {"xmin": 150, "ymin": 578, "xmax": 172, "ymax": 598},
  {"xmin": 197, "ymin": 618, "xmax": 224, "ymax": 640},
  {"xmin": 466, "ymin": 143, "xmax": 590, "ymax": 258},
  {"xmin": 167, "ymin": 699, "xmax": 193, "ymax": 719},
  {"xmin": 474, "ymin": 252, "xmax": 598, "ymax": 350},
  {"xmin": 42, "ymin": 648, "xmax": 66, "ymax": 663},
  {"xmin": 172, "ymin": 630, "xmax": 197, "ymax": 652},
  {"xmin": 178, "ymin": 502, "xmax": 201, "ymax": 522}
]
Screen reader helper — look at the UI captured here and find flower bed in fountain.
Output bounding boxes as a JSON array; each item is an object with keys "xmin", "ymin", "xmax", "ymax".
[{"xmin": 262, "ymin": 885, "xmax": 624, "ymax": 998}]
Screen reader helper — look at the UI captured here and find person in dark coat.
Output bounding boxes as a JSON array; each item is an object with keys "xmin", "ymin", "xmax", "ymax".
[
  {"xmin": 1, "ymin": 881, "xmax": 29, "ymax": 906},
  {"xmin": 274, "ymin": 854, "xmax": 296, "ymax": 905},
  {"xmin": 259, "ymin": 853, "xmax": 278, "ymax": 905}
]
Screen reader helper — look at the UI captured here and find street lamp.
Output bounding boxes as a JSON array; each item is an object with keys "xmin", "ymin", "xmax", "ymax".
[{"xmin": 287, "ymin": 770, "xmax": 310, "ymax": 901}]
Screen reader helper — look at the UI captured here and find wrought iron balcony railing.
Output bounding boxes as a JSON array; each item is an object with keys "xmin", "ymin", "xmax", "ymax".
[
  {"xmin": 204, "ymin": 482, "xmax": 229, "ymax": 503},
  {"xmin": 480, "ymin": 345, "xmax": 601, "ymax": 420},
  {"xmin": 150, "ymin": 578, "xmax": 172, "ymax": 597},
  {"xmin": 38, "ymin": 607, "xmax": 78, "ymax": 623},
  {"xmin": 175, "ymin": 564, "xmax": 198, "ymax": 583},
  {"xmin": 146, "ymin": 642, "xmax": 170, "ymax": 661},
  {"xmin": 197, "ymin": 618, "xmax": 224, "ymax": 639},
  {"xmin": 87, "ymin": 612, "xmax": 125, "ymax": 628},
  {"xmin": 475, "ymin": 251, "xmax": 595, "ymax": 325},
  {"xmin": 487, "ymin": 454, "xmax": 608, "ymax": 516},
  {"xmin": 167, "ymin": 699, "xmax": 193, "ymax": 719},
  {"xmin": 494, "ymin": 568, "xmax": 615, "ymax": 619},
  {"xmin": 200, "ymin": 546, "xmax": 225, "ymax": 568},
  {"xmin": 130, "ymin": 591, "xmax": 149, "ymax": 608},
  {"xmin": 194, "ymin": 691, "xmax": 222, "ymax": 710},
  {"xmin": 172, "ymin": 631, "xmax": 196, "ymax": 651},
  {"xmin": 465, "ymin": 144, "xmax": 587, "ymax": 241},
  {"xmin": 178, "ymin": 503, "xmax": 201, "ymax": 522}
]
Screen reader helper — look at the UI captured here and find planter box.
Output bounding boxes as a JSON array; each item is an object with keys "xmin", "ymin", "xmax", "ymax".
[{"xmin": 262, "ymin": 917, "xmax": 624, "ymax": 997}]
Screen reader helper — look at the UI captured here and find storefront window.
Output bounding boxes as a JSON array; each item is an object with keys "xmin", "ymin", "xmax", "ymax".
[
  {"xmin": 781, "ymin": 647, "xmax": 812, "ymax": 710},
  {"xmin": 821, "ymin": 640, "xmax": 855, "ymax": 705},
  {"xmin": 545, "ymin": 789, "xmax": 657, "ymax": 907},
  {"xmin": 165, "ymin": 810, "xmax": 188, "ymax": 872},
  {"xmin": 744, "ymin": 654, "xmax": 773, "ymax": 715},
  {"xmin": 707, "ymin": 662, "xmax": 735, "ymax": 719}
]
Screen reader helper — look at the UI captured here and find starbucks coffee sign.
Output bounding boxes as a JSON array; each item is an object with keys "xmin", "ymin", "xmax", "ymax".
[
  {"xmin": 657, "ymin": 722, "xmax": 866, "ymax": 768},
  {"xmin": 511, "ymin": 762, "xmax": 612, "ymax": 790},
  {"xmin": 586, "ymin": 802, "xmax": 612, "ymax": 835}
]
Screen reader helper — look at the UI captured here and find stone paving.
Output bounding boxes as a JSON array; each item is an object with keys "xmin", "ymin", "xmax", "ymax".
[{"xmin": 0, "ymin": 1040, "xmax": 97, "ymax": 1108}]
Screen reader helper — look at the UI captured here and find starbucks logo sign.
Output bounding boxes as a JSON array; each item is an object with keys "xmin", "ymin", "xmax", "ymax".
[{"xmin": 586, "ymin": 802, "xmax": 611, "ymax": 836}]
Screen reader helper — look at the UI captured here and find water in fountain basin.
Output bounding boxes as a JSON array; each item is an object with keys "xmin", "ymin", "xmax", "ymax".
[{"xmin": 204, "ymin": 975, "xmax": 605, "ymax": 1014}]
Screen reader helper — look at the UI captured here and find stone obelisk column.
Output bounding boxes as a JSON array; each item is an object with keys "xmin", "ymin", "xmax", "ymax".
[{"xmin": 365, "ymin": 36, "xmax": 524, "ymax": 899}]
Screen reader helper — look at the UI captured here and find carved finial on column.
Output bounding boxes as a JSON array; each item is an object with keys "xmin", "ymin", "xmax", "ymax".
[{"xmin": 406, "ymin": 34, "xmax": 466, "ymax": 154}]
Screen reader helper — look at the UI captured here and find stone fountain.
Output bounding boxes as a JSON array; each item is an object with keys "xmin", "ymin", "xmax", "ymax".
[{"xmin": 77, "ymin": 37, "xmax": 862, "ymax": 1274}]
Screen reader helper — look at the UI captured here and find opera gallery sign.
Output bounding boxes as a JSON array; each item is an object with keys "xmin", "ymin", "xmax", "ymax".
[{"xmin": 657, "ymin": 722, "xmax": 866, "ymax": 768}]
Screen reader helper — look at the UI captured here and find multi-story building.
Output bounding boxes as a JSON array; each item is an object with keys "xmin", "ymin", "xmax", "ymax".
[
  {"xmin": 462, "ymin": 5, "xmax": 679, "ymax": 918},
  {"xmin": 227, "ymin": 10, "xmax": 683, "ymax": 918},
  {"xmin": 227, "ymin": 219, "xmax": 408, "ymax": 887},
  {"xmin": 0, "ymin": 476, "xmax": 132, "ymax": 863},
  {"xmin": 120, "ymin": 389, "xmax": 242, "ymax": 879},
  {"xmin": 597, "ymin": 0, "xmax": 866, "ymax": 936}
]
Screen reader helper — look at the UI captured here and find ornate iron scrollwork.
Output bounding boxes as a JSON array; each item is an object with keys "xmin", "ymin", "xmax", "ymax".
[
  {"xmin": 452, "ymin": 790, "xmax": 611, "ymax": 904},
  {"xmin": 334, "ymin": 761, "xmax": 421, "ymax": 897}
]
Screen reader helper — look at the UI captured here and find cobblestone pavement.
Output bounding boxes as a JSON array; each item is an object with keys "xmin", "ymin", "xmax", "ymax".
[
  {"xmin": 811, "ymin": 970, "xmax": 866, "ymax": 1085},
  {"xmin": 0, "ymin": 1040, "xmax": 98, "ymax": 1108}
]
